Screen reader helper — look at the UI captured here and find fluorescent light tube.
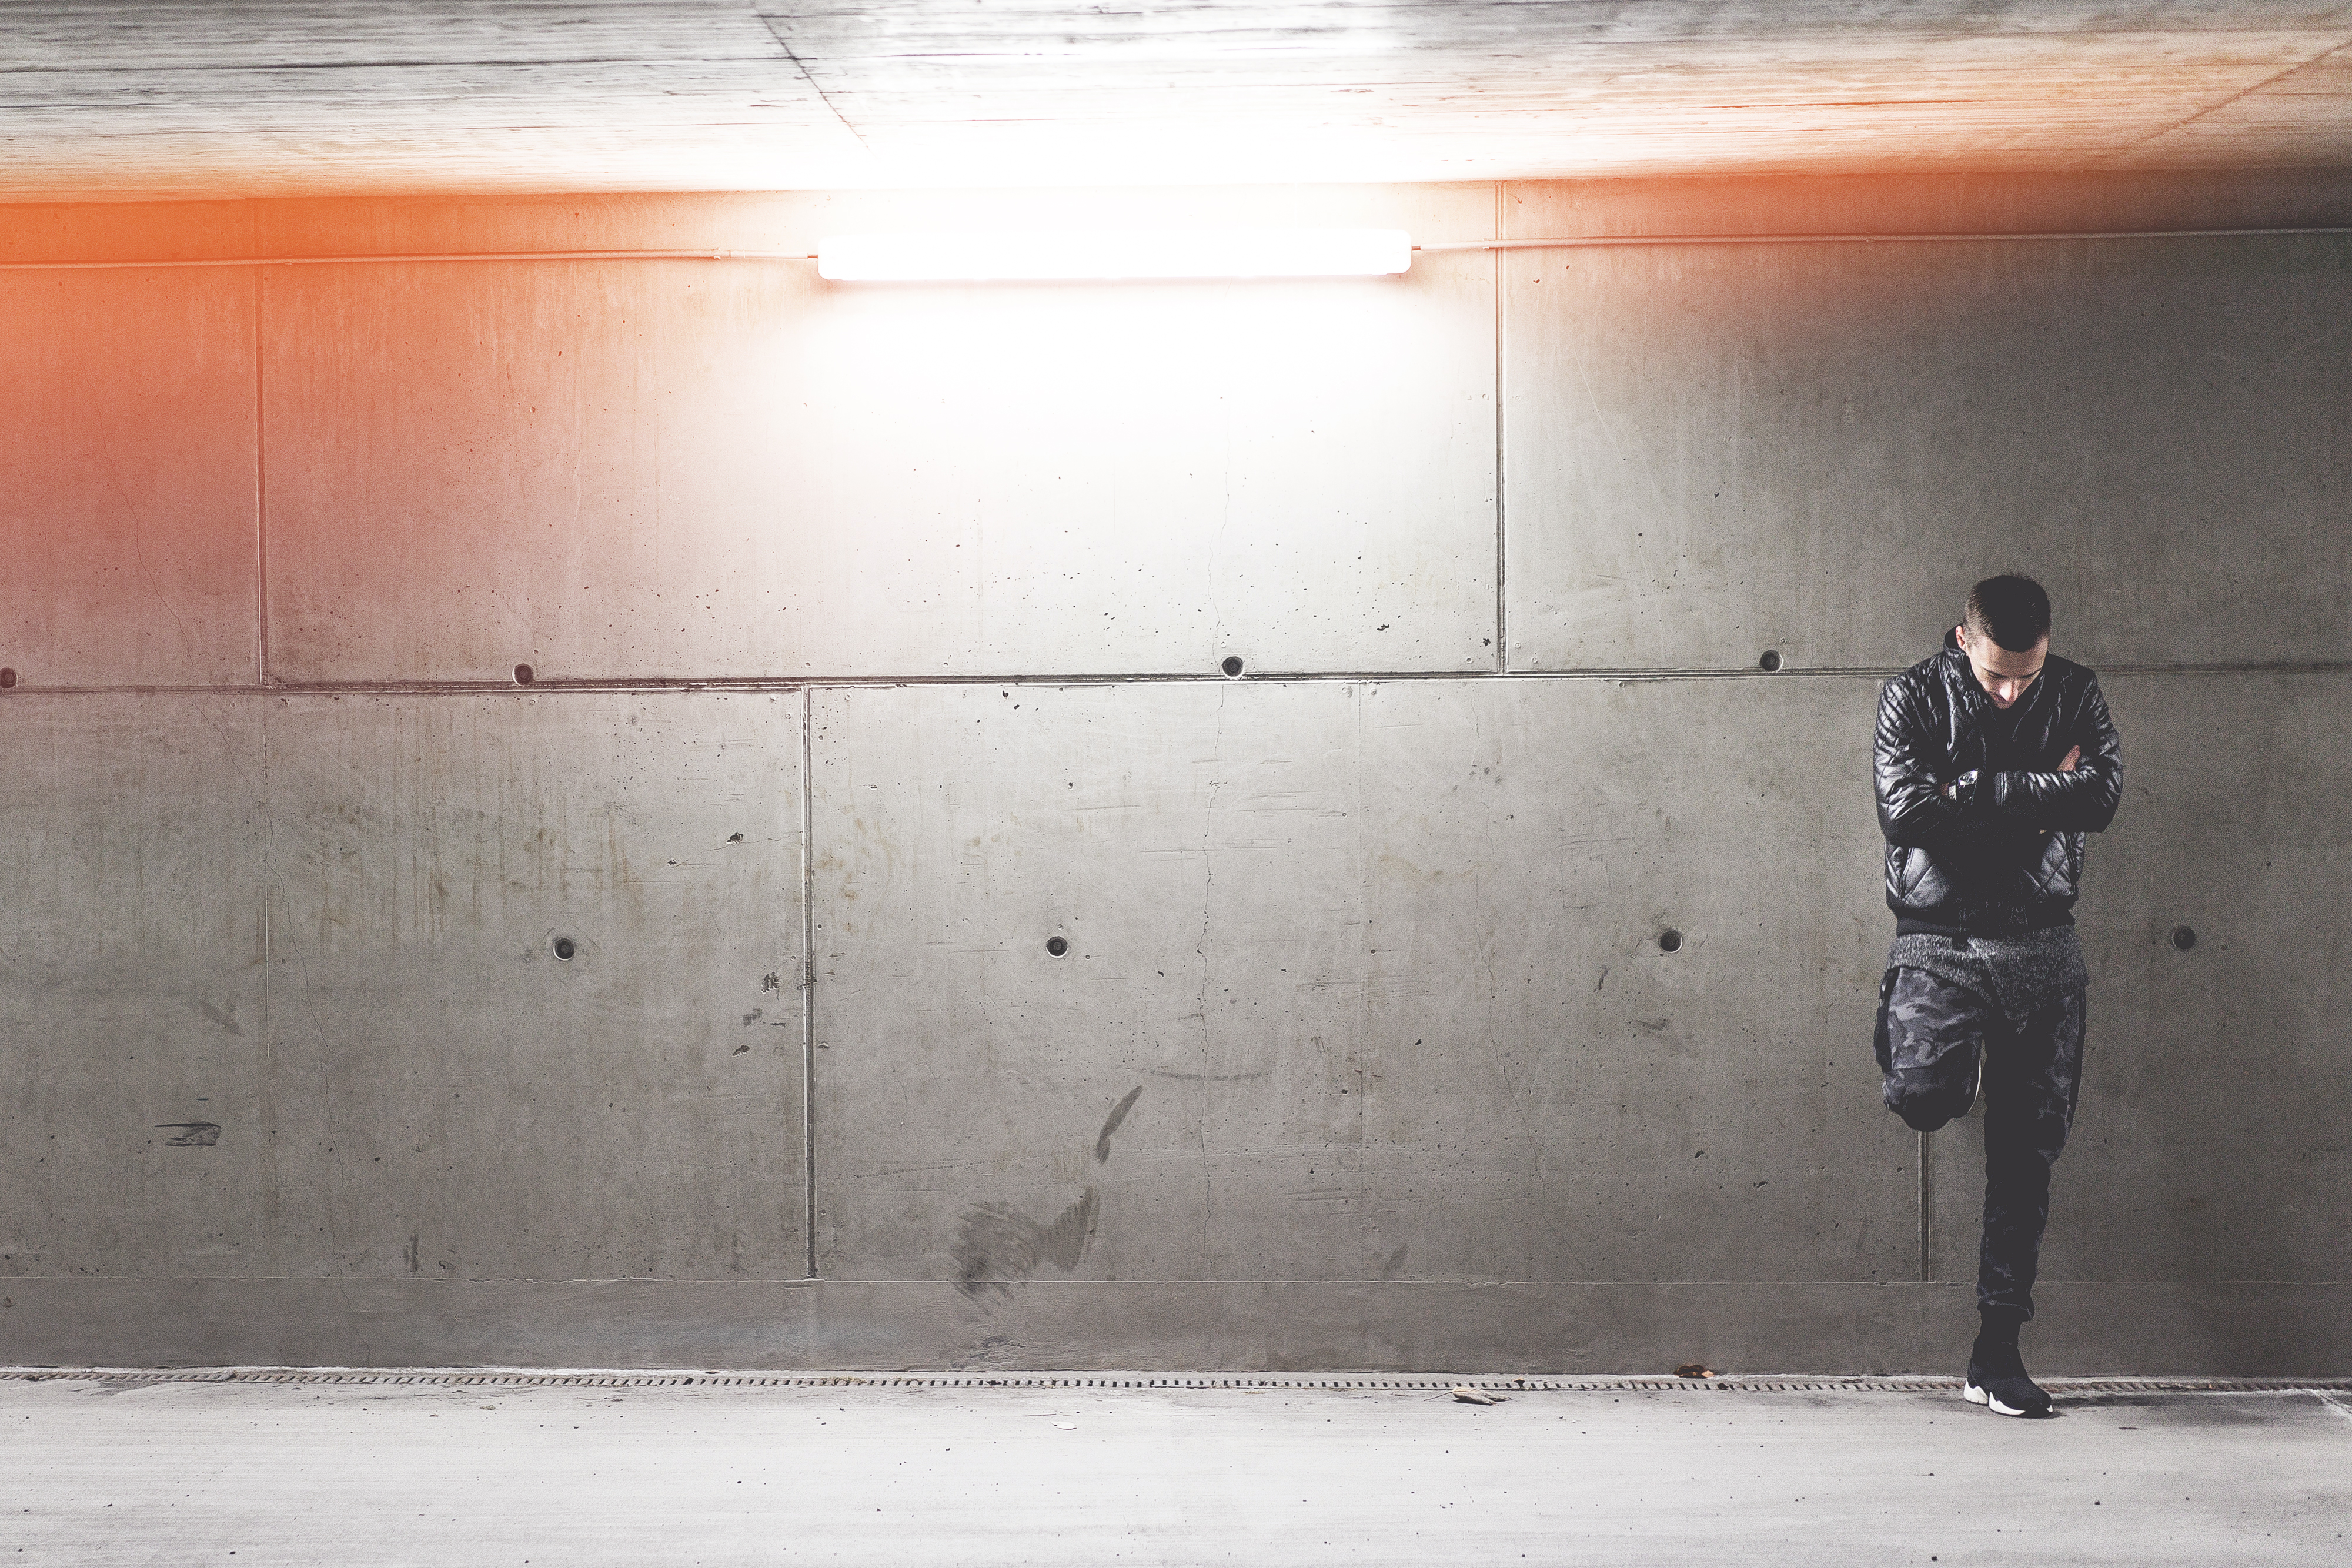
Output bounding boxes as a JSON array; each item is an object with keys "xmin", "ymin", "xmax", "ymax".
[{"xmin": 816, "ymin": 228, "xmax": 1413, "ymax": 282}]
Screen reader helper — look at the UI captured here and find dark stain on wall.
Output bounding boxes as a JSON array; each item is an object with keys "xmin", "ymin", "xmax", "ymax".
[
  {"xmin": 1094, "ymin": 1086, "xmax": 1144, "ymax": 1162},
  {"xmin": 954, "ymin": 1188, "xmax": 1098, "ymax": 1300}
]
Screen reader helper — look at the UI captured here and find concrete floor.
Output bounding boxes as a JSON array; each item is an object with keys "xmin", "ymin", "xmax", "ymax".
[{"xmin": 2, "ymin": 1375, "xmax": 2347, "ymax": 1565}]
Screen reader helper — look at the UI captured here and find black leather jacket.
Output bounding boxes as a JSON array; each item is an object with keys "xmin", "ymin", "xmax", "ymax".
[{"xmin": 1874, "ymin": 630, "xmax": 2123, "ymax": 932}]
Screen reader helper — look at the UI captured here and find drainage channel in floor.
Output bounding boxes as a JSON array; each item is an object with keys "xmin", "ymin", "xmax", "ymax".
[{"xmin": 3, "ymin": 1369, "xmax": 2345, "ymax": 1396}]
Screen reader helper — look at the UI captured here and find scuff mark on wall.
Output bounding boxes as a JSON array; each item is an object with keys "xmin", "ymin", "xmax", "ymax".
[
  {"xmin": 1094, "ymin": 1086, "xmax": 1143, "ymax": 1162},
  {"xmin": 953, "ymin": 1188, "xmax": 1098, "ymax": 1300}
]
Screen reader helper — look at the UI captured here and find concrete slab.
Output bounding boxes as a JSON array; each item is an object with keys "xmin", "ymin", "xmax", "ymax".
[
  {"xmin": 1501, "ymin": 225, "xmax": 2352, "ymax": 671},
  {"xmin": 0, "ymin": 696, "xmax": 266, "ymax": 1277},
  {"xmin": 1, "ymin": 1375, "xmax": 2344, "ymax": 1566},
  {"xmin": 0, "ymin": 269, "xmax": 259, "ymax": 687},
  {"xmin": 263, "ymin": 186, "xmax": 1496, "ymax": 683},
  {"xmin": 1932, "ymin": 674, "xmax": 2352, "ymax": 1298},
  {"xmin": 259, "ymin": 694, "xmax": 806, "ymax": 1281},
  {"xmin": 15, "ymin": 8, "xmax": 2352, "ymax": 196},
  {"xmin": 809, "ymin": 678, "xmax": 1913, "ymax": 1295}
]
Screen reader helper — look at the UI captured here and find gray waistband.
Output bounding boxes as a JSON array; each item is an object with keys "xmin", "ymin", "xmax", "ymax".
[{"xmin": 1887, "ymin": 927, "xmax": 2088, "ymax": 1021}]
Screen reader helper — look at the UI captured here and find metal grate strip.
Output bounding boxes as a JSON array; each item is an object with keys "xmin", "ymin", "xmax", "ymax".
[{"xmin": 2, "ymin": 1367, "xmax": 2346, "ymax": 1395}]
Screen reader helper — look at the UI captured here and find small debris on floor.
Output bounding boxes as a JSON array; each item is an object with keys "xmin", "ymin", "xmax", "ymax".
[
  {"xmin": 1675, "ymin": 1365, "xmax": 1716, "ymax": 1379},
  {"xmin": 1450, "ymin": 1386, "xmax": 1507, "ymax": 1405}
]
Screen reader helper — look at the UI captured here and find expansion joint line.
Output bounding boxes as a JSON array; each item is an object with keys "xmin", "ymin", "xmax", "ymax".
[
  {"xmin": 1491, "ymin": 180, "xmax": 1506, "ymax": 674},
  {"xmin": 1917, "ymin": 1130, "xmax": 1933, "ymax": 1283},
  {"xmin": 754, "ymin": 11, "xmax": 871, "ymax": 153},
  {"xmin": 8, "ymin": 228, "xmax": 2351, "ymax": 275},
  {"xmin": 801, "ymin": 686, "xmax": 819, "ymax": 1281}
]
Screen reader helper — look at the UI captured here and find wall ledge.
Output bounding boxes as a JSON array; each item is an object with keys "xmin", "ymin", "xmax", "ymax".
[{"xmin": 4, "ymin": 1278, "xmax": 2344, "ymax": 1377}]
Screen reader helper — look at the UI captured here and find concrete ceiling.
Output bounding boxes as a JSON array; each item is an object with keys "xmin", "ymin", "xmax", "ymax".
[{"xmin": 5, "ymin": 1, "xmax": 2352, "ymax": 199}]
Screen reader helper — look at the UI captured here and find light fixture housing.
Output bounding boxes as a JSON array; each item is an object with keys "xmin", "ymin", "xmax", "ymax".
[{"xmin": 815, "ymin": 228, "xmax": 1413, "ymax": 282}]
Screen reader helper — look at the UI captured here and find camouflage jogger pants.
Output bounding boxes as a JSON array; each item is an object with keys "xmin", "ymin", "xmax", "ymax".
[{"xmin": 1873, "ymin": 967, "xmax": 2087, "ymax": 1320}]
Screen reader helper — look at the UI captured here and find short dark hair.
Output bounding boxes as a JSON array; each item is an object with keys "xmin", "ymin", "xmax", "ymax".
[{"xmin": 1964, "ymin": 574, "xmax": 2051, "ymax": 652}]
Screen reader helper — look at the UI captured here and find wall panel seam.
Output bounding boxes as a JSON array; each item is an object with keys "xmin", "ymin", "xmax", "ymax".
[
  {"xmin": 1494, "ymin": 179, "xmax": 1507, "ymax": 676},
  {"xmin": 801, "ymin": 686, "xmax": 819, "ymax": 1282},
  {"xmin": 11, "ymin": 664, "xmax": 2350, "ymax": 698},
  {"xmin": 258, "ymin": 696, "xmax": 276, "ymax": 1276},
  {"xmin": 252, "ymin": 265, "xmax": 269, "ymax": 686},
  {"xmin": 1918, "ymin": 1131, "xmax": 1933, "ymax": 1285},
  {"xmin": 8, "ymin": 229, "xmax": 2351, "ymax": 273},
  {"xmin": 3, "ymin": 1275, "xmax": 2340, "ymax": 1287}
]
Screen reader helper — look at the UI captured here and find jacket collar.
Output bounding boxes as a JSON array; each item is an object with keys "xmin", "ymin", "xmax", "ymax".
[{"xmin": 1937, "ymin": 629, "xmax": 1974, "ymax": 691}]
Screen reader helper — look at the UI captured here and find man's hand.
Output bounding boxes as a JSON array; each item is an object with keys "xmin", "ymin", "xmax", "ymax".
[
  {"xmin": 1942, "ymin": 750, "xmax": 2073, "ymax": 803},
  {"xmin": 2038, "ymin": 746, "xmax": 2083, "ymax": 839}
]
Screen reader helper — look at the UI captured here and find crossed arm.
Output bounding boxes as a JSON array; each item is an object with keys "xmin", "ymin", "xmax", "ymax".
[{"xmin": 1875, "ymin": 679, "xmax": 2123, "ymax": 850}]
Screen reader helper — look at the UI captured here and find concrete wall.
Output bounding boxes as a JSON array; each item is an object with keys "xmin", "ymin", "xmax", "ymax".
[{"xmin": 3, "ymin": 172, "xmax": 2347, "ymax": 1373}]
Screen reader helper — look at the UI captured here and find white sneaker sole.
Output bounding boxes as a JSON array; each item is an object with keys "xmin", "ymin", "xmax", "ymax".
[{"xmin": 1964, "ymin": 1381, "xmax": 2039, "ymax": 1417}]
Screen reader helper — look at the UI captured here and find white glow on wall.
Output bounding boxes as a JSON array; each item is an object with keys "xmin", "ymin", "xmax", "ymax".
[{"xmin": 816, "ymin": 228, "xmax": 1414, "ymax": 282}]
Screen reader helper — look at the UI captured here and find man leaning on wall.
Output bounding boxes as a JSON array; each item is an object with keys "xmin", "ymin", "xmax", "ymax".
[{"xmin": 1871, "ymin": 574, "xmax": 2124, "ymax": 1416}]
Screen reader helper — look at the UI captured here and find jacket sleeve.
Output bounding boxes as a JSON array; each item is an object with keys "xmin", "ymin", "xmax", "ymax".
[
  {"xmin": 1875, "ymin": 676, "xmax": 1987, "ymax": 850},
  {"xmin": 1983, "ymin": 676, "xmax": 2124, "ymax": 832}
]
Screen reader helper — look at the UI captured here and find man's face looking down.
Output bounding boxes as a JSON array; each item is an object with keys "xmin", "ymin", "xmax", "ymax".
[{"xmin": 1955, "ymin": 623, "xmax": 2047, "ymax": 710}]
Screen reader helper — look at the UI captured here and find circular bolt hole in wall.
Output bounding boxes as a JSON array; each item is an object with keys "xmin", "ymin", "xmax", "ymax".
[
  {"xmin": 1758, "ymin": 650, "xmax": 1782, "ymax": 672},
  {"xmin": 1221, "ymin": 656, "xmax": 1244, "ymax": 677},
  {"xmin": 0, "ymin": 667, "xmax": 15, "ymax": 689},
  {"xmin": 1046, "ymin": 936, "xmax": 1069, "ymax": 957},
  {"xmin": 1658, "ymin": 929, "xmax": 1683, "ymax": 954},
  {"xmin": 2170, "ymin": 925, "xmax": 2197, "ymax": 951},
  {"xmin": 513, "ymin": 663, "xmax": 536, "ymax": 686},
  {"xmin": 552, "ymin": 937, "xmax": 577, "ymax": 961}
]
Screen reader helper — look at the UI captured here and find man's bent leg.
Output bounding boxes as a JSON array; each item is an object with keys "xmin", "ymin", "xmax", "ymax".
[
  {"xmin": 1875, "ymin": 968, "xmax": 1990, "ymax": 1133},
  {"xmin": 1975, "ymin": 989, "xmax": 2087, "ymax": 1322}
]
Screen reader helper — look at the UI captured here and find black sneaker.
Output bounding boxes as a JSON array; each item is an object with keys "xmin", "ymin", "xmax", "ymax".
[{"xmin": 1964, "ymin": 1336, "xmax": 2053, "ymax": 1417}]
